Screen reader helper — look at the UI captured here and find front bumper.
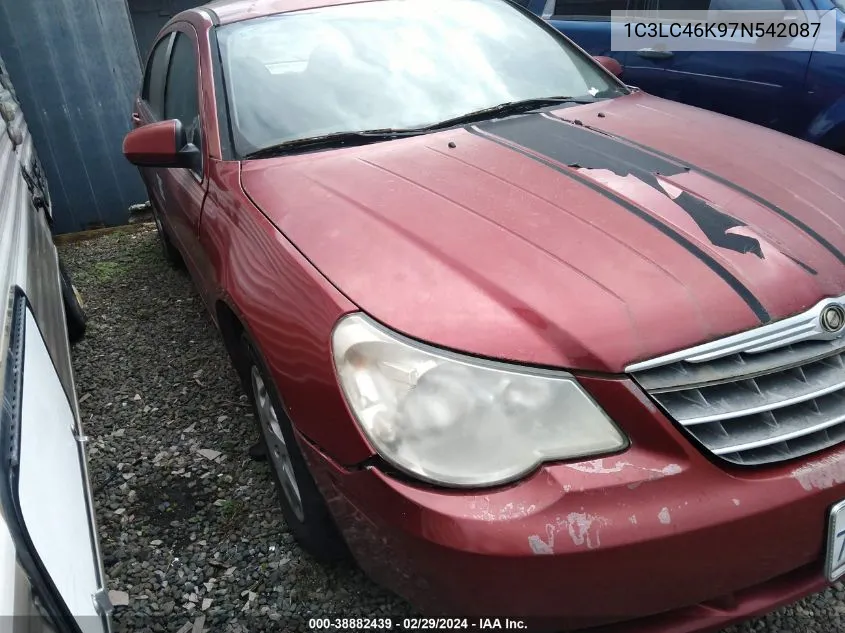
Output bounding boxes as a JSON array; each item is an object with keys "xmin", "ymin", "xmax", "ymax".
[{"xmin": 299, "ymin": 376, "xmax": 845, "ymax": 632}]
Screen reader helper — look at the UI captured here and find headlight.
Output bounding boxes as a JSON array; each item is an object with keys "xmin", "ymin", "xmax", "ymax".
[{"xmin": 331, "ymin": 314, "xmax": 628, "ymax": 487}]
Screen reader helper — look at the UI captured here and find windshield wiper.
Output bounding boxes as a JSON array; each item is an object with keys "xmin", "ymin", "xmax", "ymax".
[
  {"xmin": 414, "ymin": 96, "xmax": 598, "ymax": 131},
  {"xmin": 243, "ymin": 98, "xmax": 595, "ymax": 158},
  {"xmin": 244, "ymin": 129, "xmax": 423, "ymax": 159}
]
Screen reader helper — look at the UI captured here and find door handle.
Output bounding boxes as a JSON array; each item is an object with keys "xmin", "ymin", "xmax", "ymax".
[{"xmin": 637, "ymin": 48, "xmax": 674, "ymax": 59}]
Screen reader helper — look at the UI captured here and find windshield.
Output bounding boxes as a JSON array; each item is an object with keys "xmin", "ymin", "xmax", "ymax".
[{"xmin": 217, "ymin": 0, "xmax": 627, "ymax": 156}]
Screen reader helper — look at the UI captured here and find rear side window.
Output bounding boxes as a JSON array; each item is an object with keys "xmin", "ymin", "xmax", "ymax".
[
  {"xmin": 142, "ymin": 35, "xmax": 171, "ymax": 119},
  {"xmin": 164, "ymin": 32, "xmax": 203, "ymax": 170}
]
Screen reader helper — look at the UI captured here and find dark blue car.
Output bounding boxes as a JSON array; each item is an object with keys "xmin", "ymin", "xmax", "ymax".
[{"xmin": 519, "ymin": 0, "xmax": 845, "ymax": 153}]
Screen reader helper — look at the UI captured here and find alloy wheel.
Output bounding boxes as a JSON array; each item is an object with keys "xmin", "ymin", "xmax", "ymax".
[{"xmin": 250, "ymin": 366, "xmax": 305, "ymax": 521}]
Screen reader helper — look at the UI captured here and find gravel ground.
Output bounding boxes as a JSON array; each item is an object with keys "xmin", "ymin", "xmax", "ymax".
[
  {"xmin": 61, "ymin": 227, "xmax": 407, "ymax": 633},
  {"xmin": 60, "ymin": 226, "xmax": 845, "ymax": 633}
]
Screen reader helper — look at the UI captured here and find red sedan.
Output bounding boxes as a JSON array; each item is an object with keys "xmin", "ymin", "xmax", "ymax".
[{"xmin": 123, "ymin": 0, "xmax": 845, "ymax": 630}]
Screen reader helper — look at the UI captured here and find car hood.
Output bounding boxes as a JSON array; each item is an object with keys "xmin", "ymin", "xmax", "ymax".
[{"xmin": 240, "ymin": 92, "xmax": 845, "ymax": 373}]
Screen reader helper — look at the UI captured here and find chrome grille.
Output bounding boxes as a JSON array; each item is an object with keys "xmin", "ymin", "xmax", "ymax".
[{"xmin": 628, "ymin": 295, "xmax": 845, "ymax": 466}]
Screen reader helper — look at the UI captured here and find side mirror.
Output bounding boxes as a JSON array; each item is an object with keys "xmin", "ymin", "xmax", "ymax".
[
  {"xmin": 122, "ymin": 119, "xmax": 200, "ymax": 170},
  {"xmin": 594, "ymin": 56, "xmax": 623, "ymax": 78}
]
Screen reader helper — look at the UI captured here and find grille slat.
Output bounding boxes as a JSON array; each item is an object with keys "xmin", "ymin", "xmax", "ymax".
[
  {"xmin": 656, "ymin": 354, "xmax": 845, "ymax": 425},
  {"xmin": 637, "ymin": 339, "xmax": 845, "ymax": 392},
  {"xmin": 628, "ymin": 295, "xmax": 845, "ymax": 467},
  {"xmin": 709, "ymin": 391, "xmax": 845, "ymax": 454}
]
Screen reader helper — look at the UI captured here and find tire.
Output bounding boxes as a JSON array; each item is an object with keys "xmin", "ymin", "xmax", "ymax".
[
  {"xmin": 59, "ymin": 259, "xmax": 86, "ymax": 344},
  {"xmin": 242, "ymin": 334, "xmax": 348, "ymax": 562},
  {"xmin": 153, "ymin": 207, "xmax": 183, "ymax": 268}
]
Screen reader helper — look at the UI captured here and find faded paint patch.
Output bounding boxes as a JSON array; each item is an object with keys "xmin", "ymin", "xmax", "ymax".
[
  {"xmin": 469, "ymin": 497, "xmax": 538, "ymax": 522},
  {"xmin": 498, "ymin": 502, "xmax": 538, "ymax": 520},
  {"xmin": 567, "ymin": 513, "xmax": 601, "ymax": 548},
  {"xmin": 732, "ymin": 499, "xmax": 741, "ymax": 506},
  {"xmin": 567, "ymin": 459, "xmax": 632, "ymax": 474},
  {"xmin": 661, "ymin": 464, "xmax": 683, "ymax": 476},
  {"xmin": 792, "ymin": 453, "xmax": 845, "ymax": 491},
  {"xmin": 468, "ymin": 496, "xmax": 496, "ymax": 521},
  {"xmin": 628, "ymin": 515, "xmax": 638, "ymax": 525},
  {"xmin": 528, "ymin": 535, "xmax": 554, "ymax": 555},
  {"xmin": 658, "ymin": 507, "xmax": 671, "ymax": 525},
  {"xmin": 627, "ymin": 463, "xmax": 683, "ymax": 489},
  {"xmin": 568, "ymin": 459, "xmax": 682, "ymax": 482},
  {"xmin": 527, "ymin": 512, "xmax": 608, "ymax": 555}
]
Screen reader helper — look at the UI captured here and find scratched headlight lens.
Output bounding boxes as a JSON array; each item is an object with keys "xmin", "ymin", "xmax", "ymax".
[{"xmin": 331, "ymin": 314, "xmax": 627, "ymax": 487}]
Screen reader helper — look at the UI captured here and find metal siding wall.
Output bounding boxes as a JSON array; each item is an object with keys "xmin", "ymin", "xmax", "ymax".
[
  {"xmin": 130, "ymin": 0, "xmax": 202, "ymax": 62},
  {"xmin": 0, "ymin": 0, "xmax": 147, "ymax": 234}
]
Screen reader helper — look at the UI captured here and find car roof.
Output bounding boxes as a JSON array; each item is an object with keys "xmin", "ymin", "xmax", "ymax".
[{"xmin": 202, "ymin": 0, "xmax": 382, "ymax": 25}]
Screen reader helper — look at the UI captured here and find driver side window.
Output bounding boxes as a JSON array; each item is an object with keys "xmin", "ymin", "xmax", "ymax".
[
  {"xmin": 164, "ymin": 31, "xmax": 203, "ymax": 175},
  {"xmin": 142, "ymin": 35, "xmax": 171, "ymax": 119}
]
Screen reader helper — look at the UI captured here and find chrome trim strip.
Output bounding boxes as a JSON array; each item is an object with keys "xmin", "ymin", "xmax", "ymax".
[
  {"xmin": 626, "ymin": 294, "xmax": 845, "ymax": 372},
  {"xmin": 641, "ymin": 345, "xmax": 845, "ymax": 393},
  {"xmin": 712, "ymin": 410, "xmax": 845, "ymax": 455},
  {"xmin": 679, "ymin": 378, "xmax": 845, "ymax": 426}
]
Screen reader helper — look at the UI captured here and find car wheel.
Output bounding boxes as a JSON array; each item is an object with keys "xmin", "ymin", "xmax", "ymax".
[
  {"xmin": 153, "ymin": 207, "xmax": 183, "ymax": 268},
  {"xmin": 242, "ymin": 334, "xmax": 349, "ymax": 562},
  {"xmin": 58, "ymin": 258, "xmax": 86, "ymax": 344}
]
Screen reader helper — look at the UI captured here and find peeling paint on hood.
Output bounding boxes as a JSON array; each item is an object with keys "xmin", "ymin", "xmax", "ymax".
[{"xmin": 241, "ymin": 91, "xmax": 845, "ymax": 372}]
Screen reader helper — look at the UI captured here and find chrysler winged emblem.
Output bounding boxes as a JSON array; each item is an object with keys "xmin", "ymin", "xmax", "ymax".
[{"xmin": 820, "ymin": 304, "xmax": 845, "ymax": 335}]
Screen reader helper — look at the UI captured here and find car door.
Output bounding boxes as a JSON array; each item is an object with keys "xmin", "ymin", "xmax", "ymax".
[
  {"xmin": 622, "ymin": 0, "xmax": 812, "ymax": 135},
  {"xmin": 159, "ymin": 27, "xmax": 209, "ymax": 273},
  {"xmin": 803, "ymin": 0, "xmax": 845, "ymax": 149},
  {"xmin": 140, "ymin": 26, "xmax": 217, "ymax": 309}
]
